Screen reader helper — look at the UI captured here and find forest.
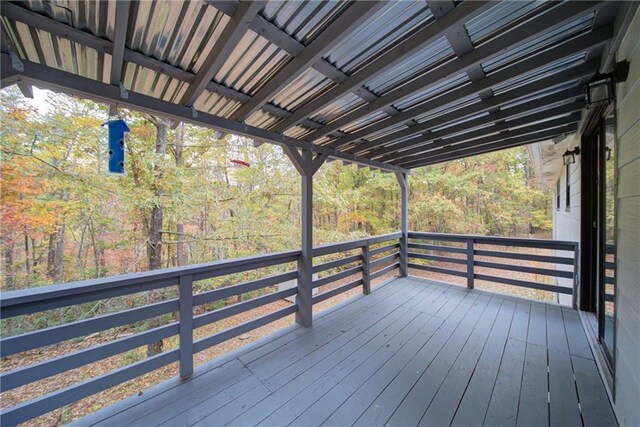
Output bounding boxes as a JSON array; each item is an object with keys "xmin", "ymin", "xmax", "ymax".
[{"xmin": 0, "ymin": 86, "xmax": 552, "ymax": 294}]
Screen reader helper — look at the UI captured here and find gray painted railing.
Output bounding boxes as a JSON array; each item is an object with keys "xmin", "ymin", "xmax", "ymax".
[
  {"xmin": 408, "ymin": 232, "xmax": 580, "ymax": 306},
  {"xmin": 0, "ymin": 233, "xmax": 401, "ymax": 425},
  {"xmin": 604, "ymin": 243, "xmax": 615, "ymax": 302},
  {"xmin": 1, "ymin": 231, "xmax": 579, "ymax": 425}
]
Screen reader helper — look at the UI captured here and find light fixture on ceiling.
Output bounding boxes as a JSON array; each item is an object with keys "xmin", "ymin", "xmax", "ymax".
[{"xmin": 562, "ymin": 147, "xmax": 581, "ymax": 165}]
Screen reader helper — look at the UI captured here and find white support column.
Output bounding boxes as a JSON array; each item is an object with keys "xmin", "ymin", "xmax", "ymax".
[
  {"xmin": 283, "ymin": 148, "xmax": 328, "ymax": 327},
  {"xmin": 396, "ymin": 172, "xmax": 409, "ymax": 277}
]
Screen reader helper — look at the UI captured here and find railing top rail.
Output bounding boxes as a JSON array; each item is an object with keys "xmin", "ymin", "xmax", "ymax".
[
  {"xmin": 313, "ymin": 232, "xmax": 402, "ymax": 257},
  {"xmin": 0, "ymin": 250, "xmax": 301, "ymax": 310},
  {"xmin": 408, "ymin": 231, "xmax": 579, "ymax": 249}
]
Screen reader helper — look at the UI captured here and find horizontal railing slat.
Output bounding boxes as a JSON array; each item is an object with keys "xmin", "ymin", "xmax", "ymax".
[
  {"xmin": 370, "ymin": 262, "xmax": 400, "ymax": 280},
  {"xmin": 0, "ymin": 323, "xmax": 179, "ymax": 392},
  {"xmin": 369, "ymin": 243, "xmax": 400, "ymax": 256},
  {"xmin": 312, "ymin": 265, "xmax": 363, "ymax": 289},
  {"xmin": 605, "ymin": 276, "xmax": 615, "ymax": 285},
  {"xmin": 474, "ymin": 249, "xmax": 575, "ymax": 265},
  {"xmin": 370, "ymin": 253, "xmax": 400, "ymax": 269},
  {"xmin": 409, "ymin": 232, "xmax": 468, "ymax": 242},
  {"xmin": 193, "ymin": 305, "xmax": 296, "ymax": 353},
  {"xmin": 605, "ymin": 261, "xmax": 616, "ymax": 270},
  {"xmin": 312, "ymin": 279, "xmax": 363, "ymax": 304},
  {"xmin": 312, "ymin": 254, "xmax": 362, "ymax": 274},
  {"xmin": 0, "ymin": 277, "xmax": 178, "ymax": 320},
  {"xmin": 193, "ymin": 288, "xmax": 296, "ymax": 329},
  {"xmin": 408, "ymin": 252, "xmax": 467, "ymax": 265},
  {"xmin": 474, "ymin": 274, "xmax": 572, "ymax": 295},
  {"xmin": 409, "ymin": 232, "xmax": 578, "ymax": 251},
  {"xmin": 312, "ymin": 233, "xmax": 401, "ymax": 257},
  {"xmin": 0, "ymin": 299, "xmax": 179, "ymax": 358},
  {"xmin": 408, "ymin": 263, "xmax": 468, "ymax": 278},
  {"xmin": 0, "ymin": 250, "xmax": 301, "ymax": 318},
  {"xmin": 408, "ymin": 242, "xmax": 467, "ymax": 254},
  {"xmin": 474, "ymin": 261, "xmax": 574, "ymax": 279},
  {"xmin": 0, "ymin": 349, "xmax": 180, "ymax": 427},
  {"xmin": 192, "ymin": 270, "xmax": 297, "ymax": 307}
]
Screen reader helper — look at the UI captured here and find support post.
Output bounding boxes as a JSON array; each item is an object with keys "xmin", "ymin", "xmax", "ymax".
[
  {"xmin": 283, "ymin": 147, "xmax": 327, "ymax": 327},
  {"xmin": 396, "ymin": 172, "xmax": 409, "ymax": 277},
  {"xmin": 572, "ymin": 243, "xmax": 580, "ymax": 309},
  {"xmin": 178, "ymin": 274, "xmax": 193, "ymax": 380},
  {"xmin": 362, "ymin": 244, "xmax": 371, "ymax": 295},
  {"xmin": 466, "ymin": 238, "xmax": 474, "ymax": 289}
]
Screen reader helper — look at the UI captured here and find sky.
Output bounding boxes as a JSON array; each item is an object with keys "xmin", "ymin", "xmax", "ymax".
[{"xmin": 24, "ymin": 86, "xmax": 54, "ymax": 114}]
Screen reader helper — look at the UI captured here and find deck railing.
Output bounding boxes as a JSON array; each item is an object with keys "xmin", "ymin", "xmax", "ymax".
[
  {"xmin": 407, "ymin": 232, "xmax": 580, "ymax": 306},
  {"xmin": 0, "ymin": 232, "xmax": 578, "ymax": 425},
  {"xmin": 0, "ymin": 233, "xmax": 400, "ymax": 425}
]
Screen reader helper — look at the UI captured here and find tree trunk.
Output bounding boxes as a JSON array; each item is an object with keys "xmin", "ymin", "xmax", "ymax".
[
  {"xmin": 147, "ymin": 116, "xmax": 169, "ymax": 357},
  {"xmin": 4, "ymin": 241, "xmax": 14, "ymax": 290},
  {"xmin": 55, "ymin": 223, "xmax": 65, "ymax": 282},
  {"xmin": 47, "ymin": 232, "xmax": 57, "ymax": 280},
  {"xmin": 23, "ymin": 231, "xmax": 31, "ymax": 277}
]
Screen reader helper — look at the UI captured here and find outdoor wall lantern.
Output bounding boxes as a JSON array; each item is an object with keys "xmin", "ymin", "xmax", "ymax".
[
  {"xmin": 562, "ymin": 147, "xmax": 581, "ymax": 165},
  {"xmin": 586, "ymin": 60, "xmax": 629, "ymax": 109}
]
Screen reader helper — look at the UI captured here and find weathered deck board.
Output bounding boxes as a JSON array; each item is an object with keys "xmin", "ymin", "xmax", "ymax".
[{"xmin": 76, "ymin": 277, "xmax": 617, "ymax": 427}]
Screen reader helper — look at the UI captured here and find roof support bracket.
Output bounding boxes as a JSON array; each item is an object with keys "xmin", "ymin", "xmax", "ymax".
[
  {"xmin": 9, "ymin": 51, "xmax": 23, "ymax": 72},
  {"xmin": 119, "ymin": 83, "xmax": 128, "ymax": 100}
]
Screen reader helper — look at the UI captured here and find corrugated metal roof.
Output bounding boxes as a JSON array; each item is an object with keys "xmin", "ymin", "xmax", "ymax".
[
  {"xmin": 271, "ymin": 67, "xmax": 334, "ymax": 111},
  {"xmin": 262, "ymin": 0, "xmax": 348, "ymax": 45},
  {"xmin": 393, "ymin": 72, "xmax": 469, "ymax": 111},
  {"xmin": 482, "ymin": 12, "xmax": 594, "ymax": 73},
  {"xmin": 215, "ymin": 30, "xmax": 290, "ymax": 96},
  {"xmin": 310, "ymin": 92, "xmax": 366, "ymax": 125},
  {"xmin": 0, "ymin": 0, "xmax": 609, "ymax": 169},
  {"xmin": 324, "ymin": 1, "xmax": 433, "ymax": 74},
  {"xmin": 365, "ymin": 36, "xmax": 453, "ymax": 95},
  {"xmin": 4, "ymin": 19, "xmax": 109, "ymax": 83},
  {"xmin": 492, "ymin": 53, "xmax": 586, "ymax": 95},
  {"xmin": 465, "ymin": 0, "xmax": 547, "ymax": 43}
]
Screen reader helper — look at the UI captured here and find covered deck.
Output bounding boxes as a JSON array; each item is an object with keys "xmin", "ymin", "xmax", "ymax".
[{"xmin": 76, "ymin": 277, "xmax": 615, "ymax": 427}]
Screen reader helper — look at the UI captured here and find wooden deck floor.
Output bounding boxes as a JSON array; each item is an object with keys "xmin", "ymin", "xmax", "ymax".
[{"xmin": 77, "ymin": 277, "xmax": 616, "ymax": 427}]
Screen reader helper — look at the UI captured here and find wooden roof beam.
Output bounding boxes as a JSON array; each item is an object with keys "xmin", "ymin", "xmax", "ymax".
[{"xmin": 109, "ymin": 1, "xmax": 131, "ymax": 86}]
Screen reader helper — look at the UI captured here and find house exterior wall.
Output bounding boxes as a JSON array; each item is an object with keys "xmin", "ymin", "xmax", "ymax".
[
  {"xmin": 553, "ymin": 157, "xmax": 581, "ymax": 306},
  {"xmin": 613, "ymin": 8, "xmax": 640, "ymax": 427}
]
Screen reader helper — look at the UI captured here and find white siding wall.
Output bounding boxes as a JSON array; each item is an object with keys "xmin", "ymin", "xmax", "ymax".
[
  {"xmin": 614, "ymin": 8, "xmax": 640, "ymax": 427},
  {"xmin": 553, "ymin": 157, "xmax": 581, "ymax": 306}
]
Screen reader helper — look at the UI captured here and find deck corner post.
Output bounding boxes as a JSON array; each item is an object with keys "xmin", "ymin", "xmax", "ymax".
[
  {"xmin": 466, "ymin": 238, "xmax": 475, "ymax": 289},
  {"xmin": 178, "ymin": 274, "xmax": 194, "ymax": 380},
  {"xmin": 285, "ymin": 148, "xmax": 327, "ymax": 328},
  {"xmin": 395, "ymin": 172, "xmax": 409, "ymax": 277},
  {"xmin": 362, "ymin": 244, "xmax": 371, "ymax": 295}
]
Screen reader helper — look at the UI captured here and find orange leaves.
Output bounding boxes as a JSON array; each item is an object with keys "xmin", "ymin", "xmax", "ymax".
[{"xmin": 0, "ymin": 159, "xmax": 60, "ymax": 235}]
